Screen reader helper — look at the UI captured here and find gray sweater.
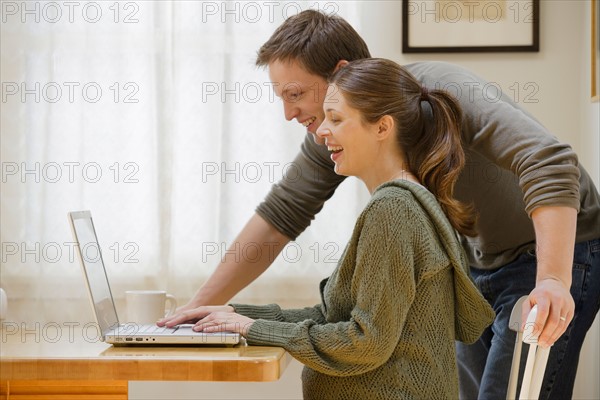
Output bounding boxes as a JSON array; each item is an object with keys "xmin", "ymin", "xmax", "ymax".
[
  {"xmin": 256, "ymin": 61, "xmax": 600, "ymax": 269},
  {"xmin": 234, "ymin": 181, "xmax": 495, "ymax": 399}
]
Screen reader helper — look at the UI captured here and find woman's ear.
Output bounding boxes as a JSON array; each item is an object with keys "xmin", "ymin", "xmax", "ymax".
[
  {"xmin": 375, "ymin": 115, "xmax": 395, "ymax": 141},
  {"xmin": 332, "ymin": 60, "xmax": 349, "ymax": 73}
]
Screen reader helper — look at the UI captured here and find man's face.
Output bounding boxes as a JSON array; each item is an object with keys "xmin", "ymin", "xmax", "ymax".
[{"xmin": 268, "ymin": 59, "xmax": 329, "ymax": 145}]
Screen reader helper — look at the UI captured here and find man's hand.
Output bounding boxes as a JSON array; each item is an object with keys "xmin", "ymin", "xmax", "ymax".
[{"xmin": 522, "ymin": 278, "xmax": 575, "ymax": 348}]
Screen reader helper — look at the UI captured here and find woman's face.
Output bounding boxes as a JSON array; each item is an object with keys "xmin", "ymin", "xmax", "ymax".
[{"xmin": 316, "ymin": 85, "xmax": 381, "ymax": 178}]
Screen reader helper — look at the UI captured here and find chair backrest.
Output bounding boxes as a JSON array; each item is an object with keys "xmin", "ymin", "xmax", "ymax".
[{"xmin": 506, "ymin": 297, "xmax": 551, "ymax": 400}]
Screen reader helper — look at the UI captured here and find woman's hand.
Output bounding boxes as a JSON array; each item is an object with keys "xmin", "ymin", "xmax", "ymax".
[
  {"xmin": 193, "ymin": 311, "xmax": 255, "ymax": 337},
  {"xmin": 157, "ymin": 305, "xmax": 234, "ymax": 328}
]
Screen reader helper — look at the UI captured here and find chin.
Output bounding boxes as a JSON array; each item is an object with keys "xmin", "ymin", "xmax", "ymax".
[{"xmin": 333, "ymin": 166, "xmax": 350, "ymax": 177}]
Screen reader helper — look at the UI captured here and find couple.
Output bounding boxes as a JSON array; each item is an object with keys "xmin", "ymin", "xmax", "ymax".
[
  {"xmin": 174, "ymin": 57, "xmax": 494, "ymax": 399},
  {"xmin": 159, "ymin": 9, "xmax": 600, "ymax": 400}
]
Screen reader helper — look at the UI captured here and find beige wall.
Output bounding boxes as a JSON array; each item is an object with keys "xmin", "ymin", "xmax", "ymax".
[
  {"xmin": 575, "ymin": 1, "xmax": 600, "ymax": 398},
  {"xmin": 131, "ymin": 1, "xmax": 600, "ymax": 398},
  {"xmin": 362, "ymin": 1, "xmax": 586, "ymax": 150}
]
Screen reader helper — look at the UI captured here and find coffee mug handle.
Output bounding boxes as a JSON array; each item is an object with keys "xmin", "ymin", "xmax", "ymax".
[{"xmin": 164, "ymin": 294, "xmax": 178, "ymax": 317}]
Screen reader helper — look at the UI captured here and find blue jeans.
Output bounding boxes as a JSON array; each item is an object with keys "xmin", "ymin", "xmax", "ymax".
[{"xmin": 457, "ymin": 238, "xmax": 600, "ymax": 400}]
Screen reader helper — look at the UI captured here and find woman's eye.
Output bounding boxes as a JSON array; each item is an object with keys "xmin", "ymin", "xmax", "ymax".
[{"xmin": 328, "ymin": 115, "xmax": 339, "ymax": 123}]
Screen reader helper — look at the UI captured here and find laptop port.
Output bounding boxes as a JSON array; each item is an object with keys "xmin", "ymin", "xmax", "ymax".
[
  {"xmin": 125, "ymin": 338, "xmax": 133, "ymax": 341},
  {"xmin": 135, "ymin": 337, "xmax": 143, "ymax": 341}
]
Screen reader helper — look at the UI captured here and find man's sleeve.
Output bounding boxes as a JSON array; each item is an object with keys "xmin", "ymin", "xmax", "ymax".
[{"xmin": 414, "ymin": 62, "xmax": 581, "ymax": 215}]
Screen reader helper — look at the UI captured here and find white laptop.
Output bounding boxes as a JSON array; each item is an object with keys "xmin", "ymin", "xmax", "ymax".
[{"xmin": 68, "ymin": 210, "xmax": 240, "ymax": 346}]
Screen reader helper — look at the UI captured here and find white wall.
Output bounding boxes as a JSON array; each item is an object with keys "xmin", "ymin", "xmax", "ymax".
[{"xmin": 130, "ymin": 1, "xmax": 600, "ymax": 398}]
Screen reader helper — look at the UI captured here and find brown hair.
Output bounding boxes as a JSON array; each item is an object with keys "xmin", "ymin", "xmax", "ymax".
[
  {"xmin": 330, "ymin": 58, "xmax": 476, "ymax": 236},
  {"xmin": 256, "ymin": 10, "xmax": 371, "ymax": 78}
]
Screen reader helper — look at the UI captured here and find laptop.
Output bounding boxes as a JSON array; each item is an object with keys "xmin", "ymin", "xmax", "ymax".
[{"xmin": 68, "ymin": 210, "xmax": 240, "ymax": 346}]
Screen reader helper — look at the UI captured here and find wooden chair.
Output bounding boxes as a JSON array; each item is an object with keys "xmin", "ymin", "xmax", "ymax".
[{"xmin": 507, "ymin": 296, "xmax": 552, "ymax": 400}]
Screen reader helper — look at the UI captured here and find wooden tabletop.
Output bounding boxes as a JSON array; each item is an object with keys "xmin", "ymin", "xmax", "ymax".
[{"xmin": 0, "ymin": 325, "xmax": 291, "ymax": 382}]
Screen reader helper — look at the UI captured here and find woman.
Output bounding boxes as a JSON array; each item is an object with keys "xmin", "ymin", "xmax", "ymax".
[{"xmin": 161, "ymin": 59, "xmax": 495, "ymax": 399}]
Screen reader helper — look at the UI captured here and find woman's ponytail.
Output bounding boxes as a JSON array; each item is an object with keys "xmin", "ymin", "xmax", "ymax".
[{"xmin": 411, "ymin": 89, "xmax": 477, "ymax": 236}]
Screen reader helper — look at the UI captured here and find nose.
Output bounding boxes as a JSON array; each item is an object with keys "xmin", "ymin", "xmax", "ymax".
[
  {"xmin": 315, "ymin": 120, "xmax": 331, "ymax": 139},
  {"xmin": 283, "ymin": 101, "xmax": 299, "ymax": 121}
]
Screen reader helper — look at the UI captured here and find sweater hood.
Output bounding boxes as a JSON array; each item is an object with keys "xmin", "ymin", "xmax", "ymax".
[{"xmin": 376, "ymin": 180, "xmax": 495, "ymax": 343}]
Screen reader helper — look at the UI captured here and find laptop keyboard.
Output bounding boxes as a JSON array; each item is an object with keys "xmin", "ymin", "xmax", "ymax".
[
  {"xmin": 139, "ymin": 324, "xmax": 172, "ymax": 333},
  {"xmin": 115, "ymin": 323, "xmax": 176, "ymax": 335}
]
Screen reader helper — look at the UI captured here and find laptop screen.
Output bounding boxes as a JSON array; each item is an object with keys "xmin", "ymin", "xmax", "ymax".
[{"xmin": 69, "ymin": 211, "xmax": 119, "ymax": 333}]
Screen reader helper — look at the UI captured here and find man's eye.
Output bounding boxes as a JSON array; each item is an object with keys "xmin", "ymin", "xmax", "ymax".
[{"xmin": 287, "ymin": 92, "xmax": 302, "ymax": 101}]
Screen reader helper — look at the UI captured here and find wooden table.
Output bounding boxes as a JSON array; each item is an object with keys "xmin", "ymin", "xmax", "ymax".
[{"xmin": 0, "ymin": 325, "xmax": 291, "ymax": 399}]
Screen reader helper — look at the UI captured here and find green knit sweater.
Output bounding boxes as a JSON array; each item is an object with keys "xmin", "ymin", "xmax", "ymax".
[{"xmin": 233, "ymin": 181, "xmax": 495, "ymax": 399}]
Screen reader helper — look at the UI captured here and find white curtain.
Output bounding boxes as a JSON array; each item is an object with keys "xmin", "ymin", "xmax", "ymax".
[{"xmin": 0, "ymin": 1, "xmax": 369, "ymax": 324}]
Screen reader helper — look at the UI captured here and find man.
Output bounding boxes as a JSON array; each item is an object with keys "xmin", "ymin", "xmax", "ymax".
[{"xmin": 161, "ymin": 10, "xmax": 600, "ymax": 399}]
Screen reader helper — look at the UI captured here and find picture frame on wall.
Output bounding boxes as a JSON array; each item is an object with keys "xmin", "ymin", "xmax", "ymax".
[{"xmin": 402, "ymin": 0, "xmax": 540, "ymax": 53}]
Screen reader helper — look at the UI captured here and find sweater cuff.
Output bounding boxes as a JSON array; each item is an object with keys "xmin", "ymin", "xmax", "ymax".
[
  {"xmin": 229, "ymin": 303, "xmax": 283, "ymax": 321},
  {"xmin": 246, "ymin": 319, "xmax": 301, "ymax": 347}
]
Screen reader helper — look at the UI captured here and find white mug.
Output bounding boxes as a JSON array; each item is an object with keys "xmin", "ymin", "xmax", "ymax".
[{"xmin": 125, "ymin": 290, "xmax": 177, "ymax": 325}]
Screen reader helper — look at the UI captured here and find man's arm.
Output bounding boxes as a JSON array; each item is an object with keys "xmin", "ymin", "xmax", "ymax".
[
  {"xmin": 194, "ymin": 135, "xmax": 342, "ymax": 306},
  {"xmin": 158, "ymin": 135, "xmax": 344, "ymax": 325},
  {"xmin": 409, "ymin": 62, "xmax": 582, "ymax": 346},
  {"xmin": 184, "ymin": 213, "xmax": 290, "ymax": 308},
  {"xmin": 524, "ymin": 206, "xmax": 577, "ymax": 347}
]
